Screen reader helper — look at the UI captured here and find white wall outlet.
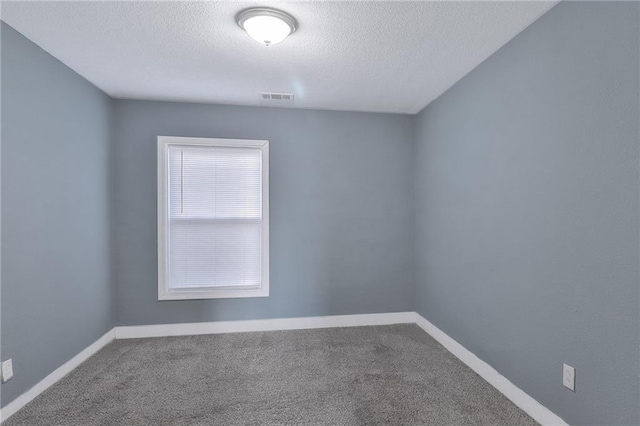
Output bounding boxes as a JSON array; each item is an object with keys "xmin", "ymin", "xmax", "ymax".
[
  {"xmin": 1, "ymin": 359, "xmax": 14, "ymax": 383},
  {"xmin": 563, "ymin": 363, "xmax": 575, "ymax": 391}
]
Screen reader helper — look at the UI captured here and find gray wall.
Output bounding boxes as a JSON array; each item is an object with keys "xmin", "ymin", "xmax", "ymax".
[
  {"xmin": 112, "ymin": 100, "xmax": 415, "ymax": 325},
  {"xmin": 1, "ymin": 23, "xmax": 114, "ymax": 406},
  {"xmin": 414, "ymin": 2, "xmax": 639, "ymax": 425}
]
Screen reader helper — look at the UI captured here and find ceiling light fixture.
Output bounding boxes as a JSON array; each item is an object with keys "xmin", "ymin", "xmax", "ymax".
[{"xmin": 236, "ymin": 7, "xmax": 297, "ymax": 46}]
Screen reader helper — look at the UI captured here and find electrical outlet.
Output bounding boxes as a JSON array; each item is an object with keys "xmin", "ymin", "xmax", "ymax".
[
  {"xmin": 1, "ymin": 359, "xmax": 14, "ymax": 383},
  {"xmin": 563, "ymin": 363, "xmax": 575, "ymax": 391}
]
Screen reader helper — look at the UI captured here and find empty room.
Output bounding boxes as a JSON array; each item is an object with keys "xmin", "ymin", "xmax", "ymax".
[{"xmin": 0, "ymin": 1, "xmax": 638, "ymax": 425}]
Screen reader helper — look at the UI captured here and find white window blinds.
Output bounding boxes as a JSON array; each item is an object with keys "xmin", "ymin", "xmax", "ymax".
[{"xmin": 158, "ymin": 137, "xmax": 269, "ymax": 300}]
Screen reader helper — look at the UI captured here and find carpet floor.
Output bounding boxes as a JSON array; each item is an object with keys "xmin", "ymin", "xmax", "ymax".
[{"xmin": 5, "ymin": 324, "xmax": 537, "ymax": 425}]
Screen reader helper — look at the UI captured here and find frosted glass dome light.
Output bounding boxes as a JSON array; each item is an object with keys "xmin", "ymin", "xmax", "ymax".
[{"xmin": 236, "ymin": 8, "xmax": 297, "ymax": 46}]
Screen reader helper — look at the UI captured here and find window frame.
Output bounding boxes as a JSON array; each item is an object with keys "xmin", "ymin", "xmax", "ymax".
[{"xmin": 157, "ymin": 136, "xmax": 269, "ymax": 300}]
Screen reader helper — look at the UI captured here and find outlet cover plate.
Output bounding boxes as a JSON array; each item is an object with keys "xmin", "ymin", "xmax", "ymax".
[
  {"xmin": 563, "ymin": 363, "xmax": 575, "ymax": 391},
  {"xmin": 2, "ymin": 359, "xmax": 13, "ymax": 383}
]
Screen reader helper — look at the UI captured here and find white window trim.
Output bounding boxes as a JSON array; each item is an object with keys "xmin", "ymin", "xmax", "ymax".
[{"xmin": 157, "ymin": 136, "xmax": 269, "ymax": 300}]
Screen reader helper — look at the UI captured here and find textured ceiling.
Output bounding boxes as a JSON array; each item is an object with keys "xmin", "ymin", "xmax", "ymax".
[{"xmin": 1, "ymin": 1, "xmax": 557, "ymax": 114}]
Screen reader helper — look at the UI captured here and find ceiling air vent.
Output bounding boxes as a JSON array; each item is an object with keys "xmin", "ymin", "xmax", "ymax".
[{"xmin": 260, "ymin": 92, "xmax": 294, "ymax": 101}]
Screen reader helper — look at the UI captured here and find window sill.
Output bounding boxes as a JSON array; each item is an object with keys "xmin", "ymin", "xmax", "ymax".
[{"xmin": 158, "ymin": 286, "xmax": 269, "ymax": 301}]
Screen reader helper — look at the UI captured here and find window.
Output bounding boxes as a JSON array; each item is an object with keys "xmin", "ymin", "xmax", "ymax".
[{"xmin": 157, "ymin": 136, "xmax": 269, "ymax": 300}]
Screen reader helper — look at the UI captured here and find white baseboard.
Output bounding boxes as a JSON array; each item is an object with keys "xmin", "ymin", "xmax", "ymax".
[
  {"xmin": 114, "ymin": 311, "xmax": 416, "ymax": 339},
  {"xmin": 0, "ymin": 329, "xmax": 115, "ymax": 423},
  {"xmin": 2, "ymin": 312, "xmax": 565, "ymax": 426},
  {"xmin": 413, "ymin": 313, "xmax": 567, "ymax": 426}
]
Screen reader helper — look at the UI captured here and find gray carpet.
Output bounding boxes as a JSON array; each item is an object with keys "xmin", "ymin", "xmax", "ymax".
[{"xmin": 5, "ymin": 324, "xmax": 537, "ymax": 425}]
